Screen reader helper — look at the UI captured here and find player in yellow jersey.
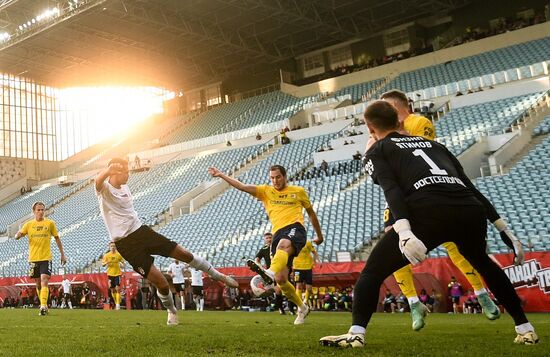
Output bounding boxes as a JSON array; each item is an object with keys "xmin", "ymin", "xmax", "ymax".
[
  {"xmin": 209, "ymin": 164, "xmax": 324, "ymax": 325},
  {"xmin": 293, "ymin": 240, "xmax": 320, "ymax": 307},
  {"xmin": 14, "ymin": 201, "xmax": 67, "ymax": 316},
  {"xmin": 102, "ymin": 242, "xmax": 125, "ymax": 310},
  {"xmin": 379, "ymin": 90, "xmax": 503, "ymax": 330}
]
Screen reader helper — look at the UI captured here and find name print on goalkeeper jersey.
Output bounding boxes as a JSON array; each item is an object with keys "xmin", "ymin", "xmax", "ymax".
[{"xmin": 363, "ymin": 132, "xmax": 482, "ymax": 221}]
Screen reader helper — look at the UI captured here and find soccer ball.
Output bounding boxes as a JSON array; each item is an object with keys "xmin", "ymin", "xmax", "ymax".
[{"xmin": 250, "ymin": 274, "xmax": 275, "ymax": 297}]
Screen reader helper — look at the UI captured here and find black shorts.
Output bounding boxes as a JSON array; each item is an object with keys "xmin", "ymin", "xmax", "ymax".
[
  {"xmin": 115, "ymin": 225, "xmax": 177, "ymax": 278},
  {"xmin": 272, "ymin": 223, "xmax": 307, "ymax": 268},
  {"xmin": 29, "ymin": 261, "xmax": 51, "ymax": 278},
  {"xmin": 63, "ymin": 293, "xmax": 71, "ymax": 299},
  {"xmin": 294, "ymin": 269, "xmax": 313, "ymax": 285},
  {"xmin": 174, "ymin": 283, "xmax": 185, "ymax": 292},
  {"xmin": 192, "ymin": 286, "xmax": 203, "ymax": 296},
  {"xmin": 451, "ymin": 296, "xmax": 461, "ymax": 304},
  {"xmin": 108, "ymin": 275, "xmax": 121, "ymax": 289}
]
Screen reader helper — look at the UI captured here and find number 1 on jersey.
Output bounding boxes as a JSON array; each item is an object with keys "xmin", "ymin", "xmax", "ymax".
[{"xmin": 412, "ymin": 149, "xmax": 448, "ymax": 175}]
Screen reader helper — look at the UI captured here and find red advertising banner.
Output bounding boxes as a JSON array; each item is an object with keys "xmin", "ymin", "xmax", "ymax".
[{"xmin": 0, "ymin": 252, "xmax": 548, "ymax": 311}]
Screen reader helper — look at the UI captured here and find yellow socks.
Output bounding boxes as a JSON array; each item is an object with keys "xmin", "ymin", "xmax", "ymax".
[
  {"xmin": 40, "ymin": 287, "xmax": 49, "ymax": 307},
  {"xmin": 269, "ymin": 250, "xmax": 289, "ymax": 274},
  {"xmin": 278, "ymin": 280, "xmax": 304, "ymax": 308},
  {"xmin": 304, "ymin": 289, "xmax": 310, "ymax": 303},
  {"xmin": 393, "ymin": 264, "xmax": 417, "ymax": 299},
  {"xmin": 443, "ymin": 242, "xmax": 485, "ymax": 291}
]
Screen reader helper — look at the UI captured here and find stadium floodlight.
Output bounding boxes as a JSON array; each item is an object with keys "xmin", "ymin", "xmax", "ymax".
[{"xmin": 0, "ymin": 32, "xmax": 9, "ymax": 42}]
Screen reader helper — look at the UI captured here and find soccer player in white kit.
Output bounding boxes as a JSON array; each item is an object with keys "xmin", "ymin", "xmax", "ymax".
[
  {"xmin": 61, "ymin": 275, "xmax": 73, "ymax": 309},
  {"xmin": 190, "ymin": 267, "xmax": 204, "ymax": 311},
  {"xmin": 95, "ymin": 158, "xmax": 238, "ymax": 325},
  {"xmin": 168, "ymin": 259, "xmax": 186, "ymax": 310}
]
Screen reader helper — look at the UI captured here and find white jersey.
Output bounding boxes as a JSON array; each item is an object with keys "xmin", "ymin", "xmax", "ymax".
[
  {"xmin": 61, "ymin": 279, "xmax": 71, "ymax": 294},
  {"xmin": 95, "ymin": 181, "xmax": 142, "ymax": 241},
  {"xmin": 168, "ymin": 262, "xmax": 185, "ymax": 284},
  {"xmin": 191, "ymin": 268, "xmax": 203, "ymax": 287}
]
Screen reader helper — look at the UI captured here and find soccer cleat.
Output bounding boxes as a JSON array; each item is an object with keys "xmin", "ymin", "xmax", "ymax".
[
  {"xmin": 319, "ymin": 333, "xmax": 365, "ymax": 348},
  {"xmin": 514, "ymin": 331, "xmax": 539, "ymax": 345},
  {"xmin": 477, "ymin": 293, "xmax": 500, "ymax": 320},
  {"xmin": 294, "ymin": 304, "xmax": 310, "ymax": 325},
  {"xmin": 39, "ymin": 306, "xmax": 48, "ymax": 316},
  {"xmin": 246, "ymin": 259, "xmax": 275, "ymax": 285},
  {"xmin": 167, "ymin": 311, "xmax": 179, "ymax": 326},
  {"xmin": 410, "ymin": 301, "xmax": 429, "ymax": 331}
]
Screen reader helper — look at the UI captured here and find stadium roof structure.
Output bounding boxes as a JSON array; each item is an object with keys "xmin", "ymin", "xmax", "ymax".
[{"xmin": 0, "ymin": 0, "xmax": 471, "ymax": 90}]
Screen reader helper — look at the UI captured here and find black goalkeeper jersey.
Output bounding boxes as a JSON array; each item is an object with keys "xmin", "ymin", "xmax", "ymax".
[
  {"xmin": 364, "ymin": 132, "xmax": 499, "ymax": 222},
  {"xmin": 255, "ymin": 245, "xmax": 271, "ymax": 268}
]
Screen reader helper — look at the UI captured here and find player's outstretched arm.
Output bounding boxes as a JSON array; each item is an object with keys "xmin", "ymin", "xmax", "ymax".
[
  {"xmin": 444, "ymin": 146, "xmax": 524, "ymax": 265},
  {"xmin": 306, "ymin": 207, "xmax": 324, "ymax": 245},
  {"xmin": 208, "ymin": 167, "xmax": 257, "ymax": 195}
]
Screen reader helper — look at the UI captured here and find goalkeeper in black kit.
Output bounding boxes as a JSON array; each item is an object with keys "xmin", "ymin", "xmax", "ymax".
[{"xmin": 320, "ymin": 100, "xmax": 537, "ymax": 348}]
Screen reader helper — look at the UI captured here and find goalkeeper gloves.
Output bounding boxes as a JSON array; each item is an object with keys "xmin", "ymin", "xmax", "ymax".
[
  {"xmin": 493, "ymin": 218, "xmax": 524, "ymax": 265},
  {"xmin": 394, "ymin": 219, "xmax": 427, "ymax": 264}
]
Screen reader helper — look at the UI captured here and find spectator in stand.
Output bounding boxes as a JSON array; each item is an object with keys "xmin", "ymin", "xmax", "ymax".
[
  {"xmin": 448, "ymin": 276, "xmax": 463, "ymax": 314},
  {"xmin": 320, "ymin": 160, "xmax": 329, "ymax": 174},
  {"xmin": 352, "ymin": 151, "xmax": 362, "ymax": 160},
  {"xmin": 256, "ymin": 133, "xmax": 262, "ymax": 141},
  {"xmin": 349, "ymin": 139, "xmax": 355, "ymax": 144},
  {"xmin": 343, "ymin": 140, "xmax": 349, "ymax": 145},
  {"xmin": 20, "ymin": 186, "xmax": 26, "ymax": 195},
  {"xmin": 327, "ymin": 145, "xmax": 333, "ymax": 151},
  {"xmin": 226, "ymin": 140, "xmax": 232, "ymax": 147},
  {"xmin": 382, "ymin": 289, "xmax": 396, "ymax": 313},
  {"xmin": 134, "ymin": 155, "xmax": 141, "ymax": 169},
  {"xmin": 464, "ymin": 289, "xmax": 481, "ymax": 314}
]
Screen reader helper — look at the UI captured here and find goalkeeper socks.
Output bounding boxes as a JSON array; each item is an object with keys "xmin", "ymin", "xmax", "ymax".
[
  {"xmin": 40, "ymin": 287, "xmax": 49, "ymax": 307},
  {"xmin": 296, "ymin": 288, "xmax": 302, "ymax": 299},
  {"xmin": 269, "ymin": 250, "xmax": 289, "ymax": 275},
  {"xmin": 349, "ymin": 325, "xmax": 366, "ymax": 335},
  {"xmin": 304, "ymin": 289, "xmax": 310, "ymax": 303},
  {"xmin": 180, "ymin": 296, "xmax": 185, "ymax": 310},
  {"xmin": 199, "ymin": 298, "xmax": 204, "ymax": 311},
  {"xmin": 474, "ymin": 288, "xmax": 487, "ymax": 296},
  {"xmin": 157, "ymin": 290, "xmax": 177, "ymax": 314},
  {"xmin": 278, "ymin": 280, "xmax": 303, "ymax": 309}
]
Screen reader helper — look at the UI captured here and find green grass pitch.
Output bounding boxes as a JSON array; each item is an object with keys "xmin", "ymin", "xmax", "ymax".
[{"xmin": 0, "ymin": 309, "xmax": 547, "ymax": 356}]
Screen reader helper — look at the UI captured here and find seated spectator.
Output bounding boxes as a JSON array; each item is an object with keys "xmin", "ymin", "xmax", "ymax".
[
  {"xmin": 419, "ymin": 288, "xmax": 434, "ymax": 312},
  {"xmin": 255, "ymin": 133, "xmax": 262, "ymax": 141},
  {"xmin": 20, "ymin": 186, "xmax": 26, "ymax": 195},
  {"xmin": 134, "ymin": 155, "xmax": 141, "ymax": 169},
  {"xmin": 327, "ymin": 145, "xmax": 333, "ymax": 151},
  {"xmin": 226, "ymin": 140, "xmax": 232, "ymax": 147},
  {"xmin": 352, "ymin": 151, "xmax": 362, "ymax": 160},
  {"xmin": 343, "ymin": 140, "xmax": 349, "ymax": 145},
  {"xmin": 320, "ymin": 160, "xmax": 328, "ymax": 173},
  {"xmin": 317, "ymin": 147, "xmax": 325, "ymax": 152},
  {"xmin": 382, "ymin": 289, "xmax": 396, "ymax": 313},
  {"xmin": 395, "ymin": 292, "xmax": 408, "ymax": 312},
  {"xmin": 456, "ymin": 91, "xmax": 463, "ymax": 96},
  {"xmin": 463, "ymin": 289, "xmax": 481, "ymax": 314},
  {"xmin": 349, "ymin": 139, "xmax": 355, "ymax": 144}
]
